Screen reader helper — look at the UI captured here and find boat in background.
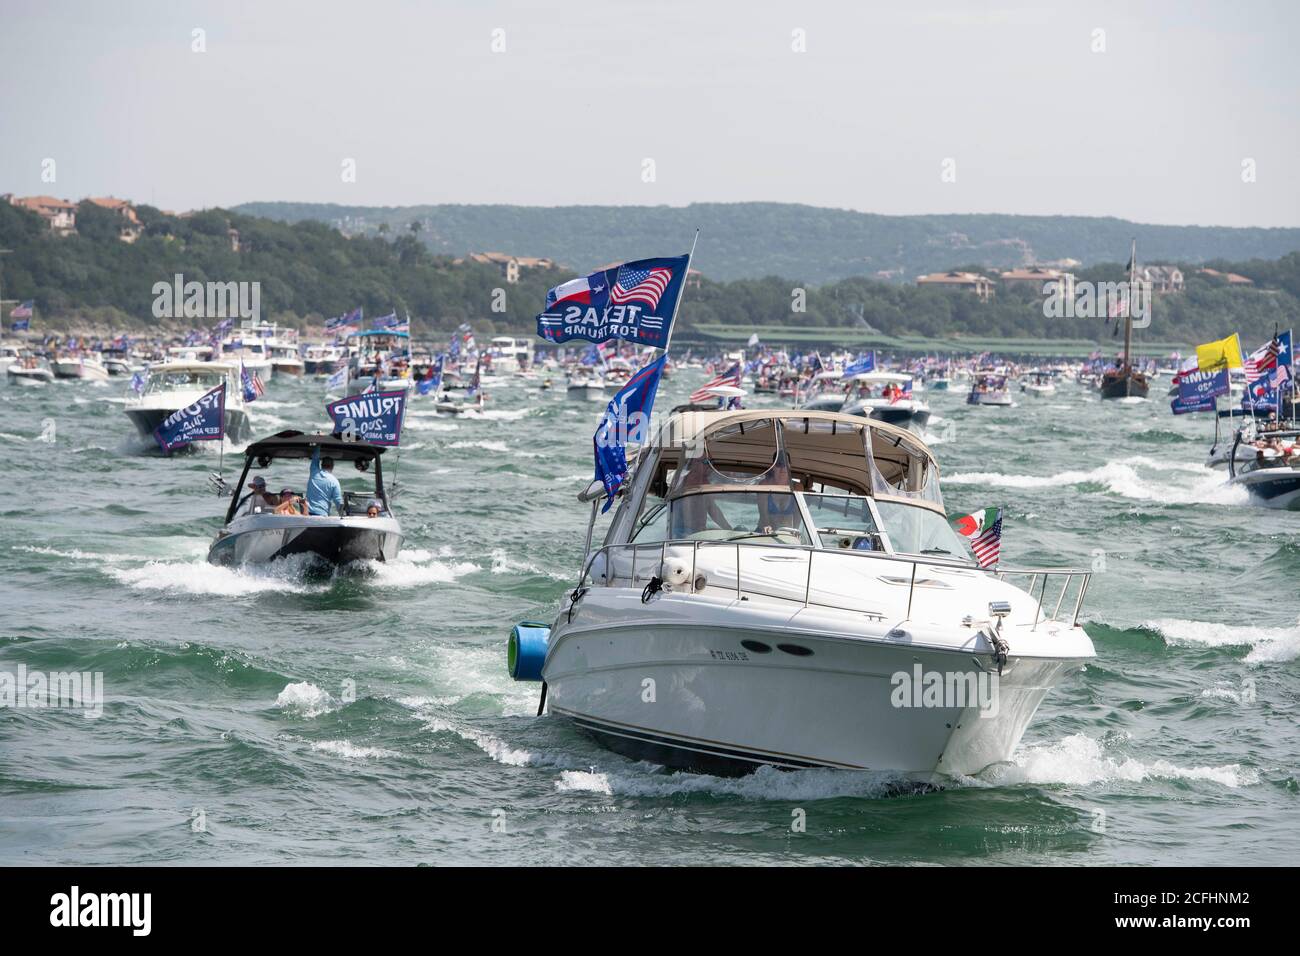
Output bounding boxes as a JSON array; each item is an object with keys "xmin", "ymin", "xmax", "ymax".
[
  {"xmin": 966, "ymin": 371, "xmax": 1013, "ymax": 406},
  {"xmin": 567, "ymin": 368, "xmax": 606, "ymax": 401},
  {"xmin": 1020, "ymin": 369, "xmax": 1057, "ymax": 397},
  {"xmin": 1099, "ymin": 240, "xmax": 1150, "ymax": 401},
  {"xmin": 5, "ymin": 349, "xmax": 54, "ymax": 385},
  {"xmin": 123, "ymin": 361, "xmax": 251, "ymax": 446},
  {"xmin": 839, "ymin": 371, "xmax": 931, "ymax": 428},
  {"xmin": 208, "ymin": 431, "xmax": 402, "ymax": 566},
  {"xmin": 1227, "ymin": 420, "xmax": 1300, "ymax": 509},
  {"xmin": 51, "ymin": 353, "xmax": 110, "ymax": 381},
  {"xmin": 304, "ymin": 343, "xmax": 346, "ymax": 376}
]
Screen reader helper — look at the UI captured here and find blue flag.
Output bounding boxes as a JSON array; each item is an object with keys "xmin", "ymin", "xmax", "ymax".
[
  {"xmin": 843, "ymin": 351, "xmax": 876, "ymax": 376},
  {"xmin": 154, "ymin": 383, "xmax": 226, "ymax": 451},
  {"xmin": 417, "ymin": 356, "xmax": 444, "ymax": 395},
  {"xmin": 536, "ymin": 254, "xmax": 689, "ymax": 349},
  {"xmin": 130, "ymin": 371, "xmax": 146, "ymax": 394},
  {"xmin": 326, "ymin": 389, "xmax": 407, "ymax": 446},
  {"xmin": 594, "ymin": 356, "xmax": 666, "ymax": 512},
  {"xmin": 1178, "ymin": 367, "xmax": 1229, "ymax": 404},
  {"xmin": 1171, "ymin": 393, "xmax": 1216, "ymax": 415}
]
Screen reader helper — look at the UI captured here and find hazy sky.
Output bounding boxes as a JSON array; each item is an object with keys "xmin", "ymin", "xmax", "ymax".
[{"xmin": 2, "ymin": 0, "xmax": 1297, "ymax": 226}]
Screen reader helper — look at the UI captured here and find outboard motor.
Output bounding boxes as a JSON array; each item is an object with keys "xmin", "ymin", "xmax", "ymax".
[{"xmin": 507, "ymin": 622, "xmax": 550, "ymax": 681}]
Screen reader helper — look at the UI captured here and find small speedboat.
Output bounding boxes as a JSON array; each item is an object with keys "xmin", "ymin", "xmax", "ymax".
[
  {"xmin": 967, "ymin": 372, "xmax": 1013, "ymax": 406},
  {"xmin": 123, "ymin": 361, "xmax": 251, "ymax": 446},
  {"xmin": 510, "ymin": 408, "xmax": 1096, "ymax": 778},
  {"xmin": 51, "ymin": 355, "xmax": 111, "ymax": 381},
  {"xmin": 208, "ymin": 431, "xmax": 403, "ymax": 566},
  {"xmin": 567, "ymin": 371, "xmax": 606, "ymax": 401},
  {"xmin": 839, "ymin": 372, "xmax": 931, "ymax": 429},
  {"xmin": 1019, "ymin": 370, "xmax": 1056, "ymax": 397},
  {"xmin": 303, "ymin": 344, "xmax": 346, "ymax": 376},
  {"xmin": 1227, "ymin": 423, "xmax": 1300, "ymax": 510},
  {"xmin": 434, "ymin": 392, "xmax": 484, "ymax": 416},
  {"xmin": 6, "ymin": 354, "xmax": 54, "ymax": 385}
]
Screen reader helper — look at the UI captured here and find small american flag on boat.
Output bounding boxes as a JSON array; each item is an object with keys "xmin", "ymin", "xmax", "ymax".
[{"xmin": 950, "ymin": 507, "xmax": 1002, "ymax": 569}]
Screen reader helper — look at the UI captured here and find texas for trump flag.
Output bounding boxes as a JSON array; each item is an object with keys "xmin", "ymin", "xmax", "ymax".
[{"xmin": 537, "ymin": 254, "xmax": 689, "ymax": 350}]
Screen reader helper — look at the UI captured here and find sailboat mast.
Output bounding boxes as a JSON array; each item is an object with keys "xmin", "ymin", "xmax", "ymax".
[{"xmin": 1123, "ymin": 238, "xmax": 1136, "ymax": 371}]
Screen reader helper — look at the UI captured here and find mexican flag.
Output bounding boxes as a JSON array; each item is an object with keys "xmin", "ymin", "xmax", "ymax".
[
  {"xmin": 950, "ymin": 508, "xmax": 998, "ymax": 538},
  {"xmin": 949, "ymin": 507, "xmax": 1003, "ymax": 568}
]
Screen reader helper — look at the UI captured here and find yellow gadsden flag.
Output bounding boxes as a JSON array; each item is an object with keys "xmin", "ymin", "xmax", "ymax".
[{"xmin": 1196, "ymin": 333, "xmax": 1244, "ymax": 372}]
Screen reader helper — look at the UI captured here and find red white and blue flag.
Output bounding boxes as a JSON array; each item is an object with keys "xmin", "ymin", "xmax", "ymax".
[
  {"xmin": 951, "ymin": 507, "xmax": 1002, "ymax": 569},
  {"xmin": 690, "ymin": 363, "xmax": 742, "ymax": 404},
  {"xmin": 11, "ymin": 300, "xmax": 34, "ymax": 319},
  {"xmin": 240, "ymin": 362, "xmax": 265, "ymax": 402},
  {"xmin": 537, "ymin": 254, "xmax": 688, "ymax": 349},
  {"xmin": 610, "ymin": 265, "xmax": 672, "ymax": 310}
]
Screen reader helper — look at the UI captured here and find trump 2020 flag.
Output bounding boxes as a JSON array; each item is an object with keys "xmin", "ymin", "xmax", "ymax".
[
  {"xmin": 593, "ymin": 355, "xmax": 666, "ymax": 512},
  {"xmin": 326, "ymin": 389, "xmax": 407, "ymax": 446},
  {"xmin": 1177, "ymin": 367, "xmax": 1229, "ymax": 405},
  {"xmin": 153, "ymin": 383, "xmax": 226, "ymax": 451},
  {"xmin": 537, "ymin": 255, "xmax": 689, "ymax": 350},
  {"xmin": 843, "ymin": 351, "xmax": 876, "ymax": 376}
]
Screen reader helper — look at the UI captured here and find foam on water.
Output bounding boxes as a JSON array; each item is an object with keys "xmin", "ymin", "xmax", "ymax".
[
  {"xmin": 309, "ymin": 739, "xmax": 398, "ymax": 759},
  {"xmin": 944, "ymin": 458, "xmax": 1249, "ymax": 506},
  {"xmin": 554, "ymin": 765, "xmax": 914, "ymax": 801},
  {"xmin": 275, "ymin": 681, "xmax": 336, "ymax": 718},
  {"xmin": 1147, "ymin": 617, "xmax": 1300, "ymax": 663},
  {"xmin": 984, "ymin": 733, "xmax": 1259, "ymax": 788},
  {"xmin": 107, "ymin": 554, "xmax": 333, "ymax": 596}
]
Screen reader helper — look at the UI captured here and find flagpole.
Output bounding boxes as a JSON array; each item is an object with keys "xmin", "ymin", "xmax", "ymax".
[{"xmin": 659, "ymin": 228, "xmax": 699, "ymax": 358}]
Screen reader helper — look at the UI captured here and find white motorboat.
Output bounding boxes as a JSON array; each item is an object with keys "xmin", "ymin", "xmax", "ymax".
[
  {"xmin": 303, "ymin": 343, "xmax": 346, "ymax": 376},
  {"xmin": 5, "ymin": 349, "xmax": 54, "ymax": 385},
  {"xmin": 223, "ymin": 332, "xmax": 275, "ymax": 381},
  {"xmin": 567, "ymin": 370, "xmax": 607, "ymax": 401},
  {"xmin": 839, "ymin": 372, "xmax": 931, "ymax": 428},
  {"xmin": 511, "ymin": 409, "xmax": 1095, "ymax": 778},
  {"xmin": 487, "ymin": 336, "xmax": 531, "ymax": 375},
  {"xmin": 123, "ymin": 361, "xmax": 251, "ymax": 446},
  {"xmin": 1226, "ymin": 423, "xmax": 1300, "ymax": 510},
  {"xmin": 1020, "ymin": 370, "xmax": 1057, "ymax": 397},
  {"xmin": 209, "ymin": 431, "xmax": 402, "ymax": 566},
  {"xmin": 51, "ymin": 354, "xmax": 111, "ymax": 381},
  {"xmin": 344, "ymin": 330, "xmax": 410, "ymax": 395},
  {"xmin": 269, "ymin": 341, "xmax": 305, "ymax": 377},
  {"xmin": 966, "ymin": 372, "xmax": 1014, "ymax": 406}
]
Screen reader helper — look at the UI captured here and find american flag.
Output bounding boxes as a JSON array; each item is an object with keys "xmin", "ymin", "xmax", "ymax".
[
  {"xmin": 11, "ymin": 300, "xmax": 34, "ymax": 319},
  {"xmin": 240, "ymin": 363, "xmax": 265, "ymax": 402},
  {"xmin": 610, "ymin": 265, "xmax": 672, "ymax": 310},
  {"xmin": 951, "ymin": 507, "xmax": 1002, "ymax": 569},
  {"xmin": 690, "ymin": 363, "xmax": 741, "ymax": 404},
  {"xmin": 1244, "ymin": 338, "xmax": 1280, "ymax": 383}
]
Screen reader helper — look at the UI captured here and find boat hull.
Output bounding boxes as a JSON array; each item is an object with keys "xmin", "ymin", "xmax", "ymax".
[
  {"xmin": 6, "ymin": 366, "xmax": 54, "ymax": 385},
  {"xmin": 1230, "ymin": 468, "xmax": 1300, "ymax": 510},
  {"xmin": 567, "ymin": 383, "xmax": 606, "ymax": 401},
  {"xmin": 208, "ymin": 516, "xmax": 403, "ymax": 566},
  {"xmin": 545, "ymin": 616, "xmax": 1084, "ymax": 778},
  {"xmin": 51, "ymin": 359, "xmax": 110, "ymax": 381},
  {"xmin": 124, "ymin": 406, "xmax": 251, "ymax": 445},
  {"xmin": 1099, "ymin": 370, "xmax": 1149, "ymax": 400}
]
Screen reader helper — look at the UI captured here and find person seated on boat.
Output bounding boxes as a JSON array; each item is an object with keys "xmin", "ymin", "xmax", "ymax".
[
  {"xmin": 239, "ymin": 475, "xmax": 279, "ymax": 514},
  {"xmin": 274, "ymin": 488, "xmax": 304, "ymax": 515},
  {"xmin": 366, "ymin": 500, "xmax": 383, "ymax": 518},
  {"xmin": 306, "ymin": 447, "xmax": 344, "ymax": 517}
]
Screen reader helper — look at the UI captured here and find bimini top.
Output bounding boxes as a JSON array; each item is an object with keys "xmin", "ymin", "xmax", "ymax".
[
  {"xmin": 846, "ymin": 371, "xmax": 913, "ymax": 385},
  {"xmin": 648, "ymin": 409, "xmax": 944, "ymax": 511},
  {"xmin": 243, "ymin": 430, "xmax": 388, "ymax": 461}
]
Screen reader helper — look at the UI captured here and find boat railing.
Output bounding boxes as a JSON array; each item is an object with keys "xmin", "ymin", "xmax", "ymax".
[{"xmin": 579, "ymin": 540, "xmax": 1092, "ymax": 628}]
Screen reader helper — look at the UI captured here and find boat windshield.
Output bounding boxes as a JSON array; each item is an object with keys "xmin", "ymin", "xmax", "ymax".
[
  {"xmin": 144, "ymin": 371, "xmax": 226, "ymax": 394},
  {"xmin": 875, "ymin": 501, "xmax": 973, "ymax": 562},
  {"xmin": 801, "ymin": 492, "xmax": 883, "ymax": 551},
  {"xmin": 635, "ymin": 491, "xmax": 810, "ymax": 546}
]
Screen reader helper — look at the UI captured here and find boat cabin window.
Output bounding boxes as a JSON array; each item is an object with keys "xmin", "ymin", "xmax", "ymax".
[
  {"xmin": 875, "ymin": 501, "xmax": 971, "ymax": 562},
  {"xmin": 667, "ymin": 491, "xmax": 810, "ymax": 546},
  {"xmin": 144, "ymin": 371, "xmax": 225, "ymax": 394},
  {"xmin": 801, "ymin": 493, "xmax": 883, "ymax": 551}
]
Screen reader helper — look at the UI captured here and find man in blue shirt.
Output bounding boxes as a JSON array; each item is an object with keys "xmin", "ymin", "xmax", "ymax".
[{"xmin": 306, "ymin": 446, "xmax": 344, "ymax": 516}]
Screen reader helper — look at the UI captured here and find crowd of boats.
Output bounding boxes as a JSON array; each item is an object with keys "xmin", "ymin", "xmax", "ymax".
[{"xmin": 4, "ymin": 309, "xmax": 1294, "ymax": 781}]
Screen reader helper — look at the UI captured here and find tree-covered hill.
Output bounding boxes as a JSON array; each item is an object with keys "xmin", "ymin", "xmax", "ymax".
[
  {"xmin": 2, "ymin": 200, "xmax": 1296, "ymax": 348},
  {"xmin": 234, "ymin": 201, "xmax": 1300, "ymax": 285}
]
